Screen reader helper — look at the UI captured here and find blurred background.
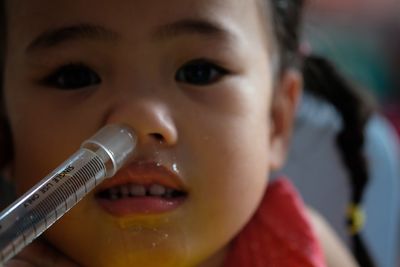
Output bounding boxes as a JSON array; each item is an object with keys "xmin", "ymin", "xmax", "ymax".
[
  {"xmin": 305, "ymin": 0, "xmax": 400, "ymax": 133},
  {"xmin": 298, "ymin": 1, "xmax": 400, "ymax": 266}
]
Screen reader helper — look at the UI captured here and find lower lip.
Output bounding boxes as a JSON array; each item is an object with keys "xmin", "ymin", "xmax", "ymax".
[{"xmin": 96, "ymin": 197, "xmax": 186, "ymax": 216}]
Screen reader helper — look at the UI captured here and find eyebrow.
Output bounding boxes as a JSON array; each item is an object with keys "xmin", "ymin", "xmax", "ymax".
[
  {"xmin": 26, "ymin": 19, "xmax": 235, "ymax": 53},
  {"xmin": 26, "ymin": 24, "xmax": 119, "ymax": 52},
  {"xmin": 153, "ymin": 18, "xmax": 236, "ymax": 42}
]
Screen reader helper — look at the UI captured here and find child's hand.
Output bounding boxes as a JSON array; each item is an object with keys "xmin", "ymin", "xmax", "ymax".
[{"xmin": 4, "ymin": 239, "xmax": 79, "ymax": 267}]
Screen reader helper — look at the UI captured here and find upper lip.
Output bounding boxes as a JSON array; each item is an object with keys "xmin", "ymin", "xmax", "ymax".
[{"xmin": 95, "ymin": 161, "xmax": 187, "ymax": 193}]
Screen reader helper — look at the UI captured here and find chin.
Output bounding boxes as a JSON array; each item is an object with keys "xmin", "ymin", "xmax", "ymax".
[{"xmin": 46, "ymin": 222, "xmax": 196, "ymax": 267}]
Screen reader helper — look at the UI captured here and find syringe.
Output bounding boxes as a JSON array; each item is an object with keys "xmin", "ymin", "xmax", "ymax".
[{"xmin": 0, "ymin": 124, "xmax": 137, "ymax": 265}]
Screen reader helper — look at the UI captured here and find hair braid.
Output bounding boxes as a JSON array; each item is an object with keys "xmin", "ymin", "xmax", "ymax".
[{"xmin": 303, "ymin": 55, "xmax": 375, "ymax": 267}]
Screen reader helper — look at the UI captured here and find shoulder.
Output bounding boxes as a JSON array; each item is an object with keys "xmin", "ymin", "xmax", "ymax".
[{"xmin": 307, "ymin": 207, "xmax": 359, "ymax": 267}]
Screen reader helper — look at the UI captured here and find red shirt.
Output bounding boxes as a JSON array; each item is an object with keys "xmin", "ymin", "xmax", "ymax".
[{"xmin": 224, "ymin": 178, "xmax": 326, "ymax": 267}]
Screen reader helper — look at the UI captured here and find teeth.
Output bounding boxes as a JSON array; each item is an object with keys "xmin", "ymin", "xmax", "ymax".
[
  {"xmin": 130, "ymin": 184, "xmax": 146, "ymax": 197},
  {"xmin": 104, "ymin": 183, "xmax": 181, "ymax": 200},
  {"xmin": 148, "ymin": 184, "xmax": 166, "ymax": 196}
]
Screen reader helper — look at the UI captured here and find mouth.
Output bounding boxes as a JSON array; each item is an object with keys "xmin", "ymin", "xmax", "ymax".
[
  {"xmin": 97, "ymin": 183, "xmax": 187, "ymax": 200},
  {"xmin": 95, "ymin": 162, "xmax": 188, "ymax": 216}
]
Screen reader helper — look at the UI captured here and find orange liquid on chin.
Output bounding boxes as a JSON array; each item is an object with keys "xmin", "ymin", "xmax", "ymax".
[{"xmin": 45, "ymin": 211, "xmax": 189, "ymax": 267}]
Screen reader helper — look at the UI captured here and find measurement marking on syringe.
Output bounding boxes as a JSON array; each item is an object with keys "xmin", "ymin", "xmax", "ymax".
[
  {"xmin": 46, "ymin": 193, "xmax": 61, "ymax": 216},
  {"xmin": 64, "ymin": 199, "xmax": 68, "ymax": 212},
  {"xmin": 44, "ymin": 216, "xmax": 48, "ymax": 230},
  {"xmin": 34, "ymin": 198, "xmax": 56, "ymax": 225},
  {"xmin": 55, "ymin": 205, "xmax": 59, "ymax": 221},
  {"xmin": 84, "ymin": 168, "xmax": 92, "ymax": 193},
  {"xmin": 80, "ymin": 168, "xmax": 91, "ymax": 187},
  {"xmin": 67, "ymin": 178, "xmax": 80, "ymax": 201}
]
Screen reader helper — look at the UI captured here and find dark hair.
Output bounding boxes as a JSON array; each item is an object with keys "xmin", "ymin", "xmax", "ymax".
[
  {"xmin": 0, "ymin": 1, "xmax": 4, "ymax": 68},
  {"xmin": 0, "ymin": 0, "xmax": 10, "ymax": 170},
  {"xmin": 269, "ymin": 0, "xmax": 375, "ymax": 266}
]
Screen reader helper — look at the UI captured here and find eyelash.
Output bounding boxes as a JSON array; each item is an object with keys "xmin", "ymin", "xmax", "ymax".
[
  {"xmin": 40, "ymin": 58, "xmax": 230, "ymax": 90},
  {"xmin": 41, "ymin": 62, "xmax": 101, "ymax": 90},
  {"xmin": 175, "ymin": 59, "xmax": 230, "ymax": 86}
]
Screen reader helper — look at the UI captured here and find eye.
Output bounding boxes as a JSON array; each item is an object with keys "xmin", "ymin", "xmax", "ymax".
[
  {"xmin": 42, "ymin": 63, "xmax": 101, "ymax": 90},
  {"xmin": 175, "ymin": 59, "xmax": 229, "ymax": 86}
]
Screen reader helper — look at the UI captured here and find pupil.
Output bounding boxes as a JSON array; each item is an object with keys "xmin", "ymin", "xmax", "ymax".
[
  {"xmin": 60, "ymin": 68, "xmax": 92, "ymax": 88},
  {"xmin": 185, "ymin": 63, "xmax": 212, "ymax": 84}
]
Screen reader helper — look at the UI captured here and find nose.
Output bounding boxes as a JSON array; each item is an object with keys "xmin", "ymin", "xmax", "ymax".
[{"xmin": 105, "ymin": 98, "xmax": 178, "ymax": 147}]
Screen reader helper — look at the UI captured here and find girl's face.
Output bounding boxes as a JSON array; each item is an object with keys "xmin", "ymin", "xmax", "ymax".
[{"xmin": 4, "ymin": 0, "xmax": 299, "ymax": 266}]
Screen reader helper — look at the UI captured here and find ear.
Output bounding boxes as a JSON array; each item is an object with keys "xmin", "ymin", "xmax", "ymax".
[{"xmin": 268, "ymin": 69, "xmax": 302, "ymax": 171}]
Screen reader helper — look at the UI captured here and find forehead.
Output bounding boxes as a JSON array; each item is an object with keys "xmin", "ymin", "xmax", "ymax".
[
  {"xmin": 7, "ymin": 0, "xmax": 264, "ymax": 19},
  {"xmin": 5, "ymin": 0, "xmax": 273, "ymax": 53}
]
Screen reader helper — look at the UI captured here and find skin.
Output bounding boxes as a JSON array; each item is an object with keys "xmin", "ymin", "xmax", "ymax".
[
  {"xmin": 3, "ymin": 0, "xmax": 300, "ymax": 266},
  {"xmin": 307, "ymin": 208, "xmax": 359, "ymax": 267}
]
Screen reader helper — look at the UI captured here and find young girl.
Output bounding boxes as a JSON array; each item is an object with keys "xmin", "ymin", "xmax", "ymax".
[{"xmin": 0, "ymin": 0, "xmax": 359, "ymax": 266}]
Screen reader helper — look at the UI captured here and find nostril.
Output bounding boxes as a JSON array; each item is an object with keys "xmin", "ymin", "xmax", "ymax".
[{"xmin": 150, "ymin": 133, "xmax": 164, "ymax": 143}]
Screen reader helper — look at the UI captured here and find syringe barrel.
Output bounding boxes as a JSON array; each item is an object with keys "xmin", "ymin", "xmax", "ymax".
[{"xmin": 0, "ymin": 125, "xmax": 136, "ymax": 265}]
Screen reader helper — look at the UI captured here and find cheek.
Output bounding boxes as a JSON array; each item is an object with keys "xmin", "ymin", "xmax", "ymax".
[
  {"xmin": 8, "ymin": 119, "xmax": 52, "ymax": 194},
  {"xmin": 9, "ymin": 119, "xmax": 77, "ymax": 194},
  {"xmin": 180, "ymin": 113, "xmax": 271, "ymax": 260},
  {"xmin": 4, "ymin": 90, "xmax": 105, "ymax": 195},
  {"xmin": 199, "ymin": 149, "xmax": 269, "ymax": 232}
]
